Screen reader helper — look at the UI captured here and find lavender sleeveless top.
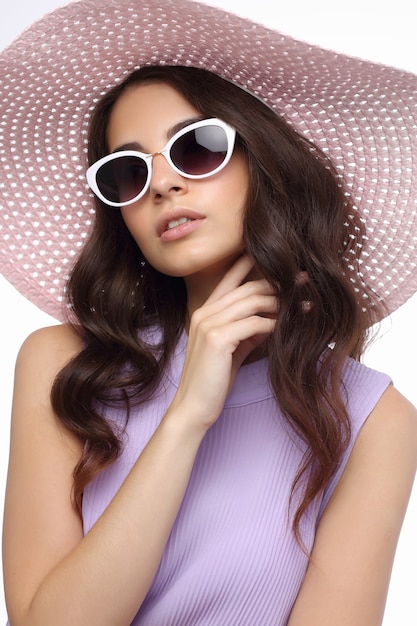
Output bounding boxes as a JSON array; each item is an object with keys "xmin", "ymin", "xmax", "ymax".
[{"xmin": 81, "ymin": 331, "xmax": 391, "ymax": 625}]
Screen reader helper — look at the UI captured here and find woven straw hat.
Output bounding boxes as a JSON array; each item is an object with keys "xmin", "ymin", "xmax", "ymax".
[{"xmin": 0, "ymin": 0, "xmax": 416, "ymax": 322}]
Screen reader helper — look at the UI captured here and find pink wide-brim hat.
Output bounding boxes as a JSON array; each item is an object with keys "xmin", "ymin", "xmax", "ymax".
[{"xmin": 0, "ymin": 0, "xmax": 416, "ymax": 322}]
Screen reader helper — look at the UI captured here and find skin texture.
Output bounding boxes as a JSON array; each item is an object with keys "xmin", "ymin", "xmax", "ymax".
[{"xmin": 3, "ymin": 82, "xmax": 417, "ymax": 626}]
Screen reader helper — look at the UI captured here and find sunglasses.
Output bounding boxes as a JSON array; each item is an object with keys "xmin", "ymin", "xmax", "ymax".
[{"xmin": 86, "ymin": 118, "xmax": 236, "ymax": 208}]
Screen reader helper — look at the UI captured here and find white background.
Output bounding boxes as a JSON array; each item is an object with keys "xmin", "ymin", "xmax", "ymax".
[{"xmin": 1, "ymin": 0, "xmax": 416, "ymax": 623}]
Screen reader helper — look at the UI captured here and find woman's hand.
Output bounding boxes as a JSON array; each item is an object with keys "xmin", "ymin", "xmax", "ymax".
[{"xmin": 170, "ymin": 255, "xmax": 277, "ymax": 430}]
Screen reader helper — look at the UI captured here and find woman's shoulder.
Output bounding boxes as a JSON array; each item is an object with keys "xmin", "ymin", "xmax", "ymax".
[
  {"xmin": 16, "ymin": 323, "xmax": 83, "ymax": 380},
  {"xmin": 337, "ymin": 356, "xmax": 392, "ymax": 424},
  {"xmin": 11, "ymin": 324, "xmax": 85, "ymax": 465},
  {"xmin": 370, "ymin": 383, "xmax": 417, "ymax": 444},
  {"xmin": 20, "ymin": 322, "xmax": 82, "ymax": 349},
  {"xmin": 332, "ymin": 383, "xmax": 417, "ymax": 516}
]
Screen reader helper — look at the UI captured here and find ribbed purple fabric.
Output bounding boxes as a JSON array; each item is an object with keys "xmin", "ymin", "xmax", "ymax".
[
  {"xmin": 80, "ymin": 331, "xmax": 391, "ymax": 625},
  {"xmin": 4, "ymin": 333, "xmax": 390, "ymax": 626}
]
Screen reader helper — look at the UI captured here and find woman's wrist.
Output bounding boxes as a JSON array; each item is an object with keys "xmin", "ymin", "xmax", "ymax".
[{"xmin": 161, "ymin": 400, "xmax": 214, "ymax": 445}]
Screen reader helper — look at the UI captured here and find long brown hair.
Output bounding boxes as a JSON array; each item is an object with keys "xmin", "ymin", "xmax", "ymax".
[{"xmin": 51, "ymin": 65, "xmax": 382, "ymax": 543}]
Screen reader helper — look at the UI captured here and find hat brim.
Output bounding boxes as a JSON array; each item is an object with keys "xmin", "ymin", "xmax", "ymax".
[{"xmin": 1, "ymin": 0, "xmax": 417, "ymax": 321}]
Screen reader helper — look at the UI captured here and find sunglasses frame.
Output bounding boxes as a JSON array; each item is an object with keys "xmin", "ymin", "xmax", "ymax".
[{"xmin": 86, "ymin": 117, "xmax": 236, "ymax": 208}]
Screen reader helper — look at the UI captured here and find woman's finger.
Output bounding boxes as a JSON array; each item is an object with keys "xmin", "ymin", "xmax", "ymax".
[{"xmin": 204, "ymin": 254, "xmax": 254, "ymax": 304}]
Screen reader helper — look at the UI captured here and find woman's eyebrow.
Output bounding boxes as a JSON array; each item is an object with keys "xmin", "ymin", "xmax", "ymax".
[
  {"xmin": 112, "ymin": 141, "xmax": 143, "ymax": 153},
  {"xmin": 111, "ymin": 115, "xmax": 206, "ymax": 153},
  {"xmin": 167, "ymin": 115, "xmax": 206, "ymax": 138}
]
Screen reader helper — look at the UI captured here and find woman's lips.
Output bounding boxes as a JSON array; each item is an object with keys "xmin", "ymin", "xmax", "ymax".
[
  {"xmin": 159, "ymin": 217, "xmax": 205, "ymax": 242},
  {"xmin": 157, "ymin": 207, "xmax": 205, "ymax": 238}
]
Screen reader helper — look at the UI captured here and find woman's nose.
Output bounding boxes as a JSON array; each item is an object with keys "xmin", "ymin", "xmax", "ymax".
[{"xmin": 149, "ymin": 152, "xmax": 188, "ymax": 200}]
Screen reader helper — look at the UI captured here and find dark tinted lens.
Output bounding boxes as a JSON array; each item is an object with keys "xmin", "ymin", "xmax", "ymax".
[
  {"xmin": 170, "ymin": 125, "xmax": 228, "ymax": 175},
  {"xmin": 96, "ymin": 156, "xmax": 148, "ymax": 203}
]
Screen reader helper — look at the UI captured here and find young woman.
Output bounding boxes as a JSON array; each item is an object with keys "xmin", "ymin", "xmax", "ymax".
[{"xmin": 2, "ymin": 2, "xmax": 417, "ymax": 625}]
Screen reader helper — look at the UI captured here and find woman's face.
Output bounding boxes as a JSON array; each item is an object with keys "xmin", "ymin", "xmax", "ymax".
[{"xmin": 106, "ymin": 81, "xmax": 249, "ymax": 290}]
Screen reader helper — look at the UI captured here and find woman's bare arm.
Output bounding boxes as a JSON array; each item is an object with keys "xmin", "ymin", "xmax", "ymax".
[
  {"xmin": 3, "ymin": 256, "xmax": 277, "ymax": 626},
  {"xmin": 288, "ymin": 385, "xmax": 417, "ymax": 626},
  {"xmin": 2, "ymin": 324, "xmax": 213, "ymax": 626}
]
